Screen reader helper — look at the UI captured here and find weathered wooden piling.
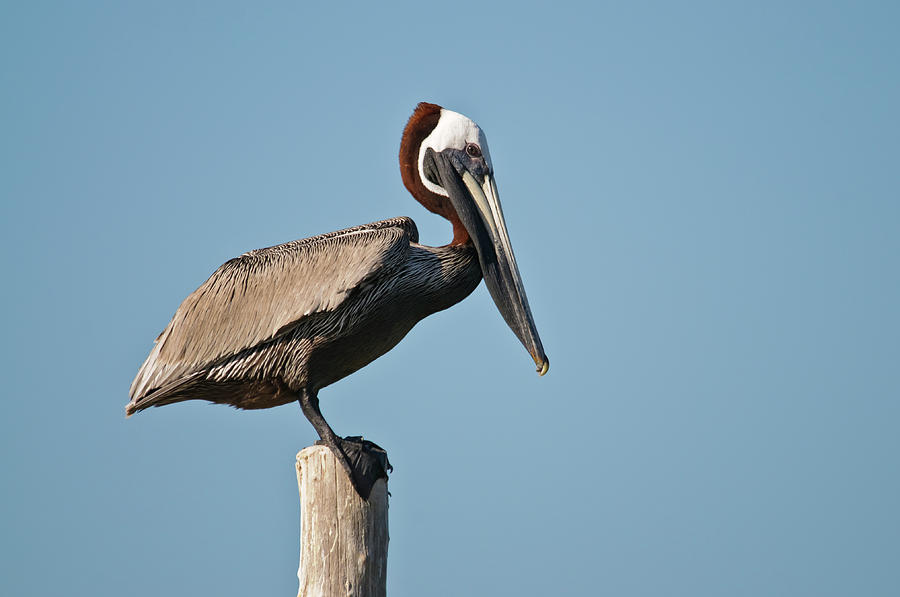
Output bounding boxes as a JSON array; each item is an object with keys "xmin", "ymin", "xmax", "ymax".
[{"xmin": 295, "ymin": 446, "xmax": 389, "ymax": 597}]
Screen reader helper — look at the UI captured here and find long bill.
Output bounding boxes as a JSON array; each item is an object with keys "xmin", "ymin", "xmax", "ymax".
[{"xmin": 434, "ymin": 152, "xmax": 549, "ymax": 375}]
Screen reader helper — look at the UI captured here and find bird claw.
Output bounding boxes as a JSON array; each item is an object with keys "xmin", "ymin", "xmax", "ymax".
[{"xmin": 316, "ymin": 436, "xmax": 391, "ymax": 500}]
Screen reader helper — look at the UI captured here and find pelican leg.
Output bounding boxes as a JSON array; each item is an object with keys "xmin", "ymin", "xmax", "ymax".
[{"xmin": 297, "ymin": 387, "xmax": 390, "ymax": 500}]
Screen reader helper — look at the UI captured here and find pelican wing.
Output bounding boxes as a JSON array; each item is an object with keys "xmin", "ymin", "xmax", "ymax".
[{"xmin": 129, "ymin": 217, "xmax": 418, "ymax": 401}]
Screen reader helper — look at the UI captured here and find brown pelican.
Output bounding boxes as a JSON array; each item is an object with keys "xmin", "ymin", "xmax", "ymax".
[{"xmin": 127, "ymin": 103, "xmax": 549, "ymax": 498}]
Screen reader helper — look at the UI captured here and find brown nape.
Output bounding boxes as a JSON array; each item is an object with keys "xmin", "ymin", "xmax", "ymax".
[{"xmin": 399, "ymin": 102, "xmax": 471, "ymax": 246}]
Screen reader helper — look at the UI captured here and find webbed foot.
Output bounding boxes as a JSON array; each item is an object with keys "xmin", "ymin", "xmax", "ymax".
[{"xmin": 316, "ymin": 435, "xmax": 391, "ymax": 500}]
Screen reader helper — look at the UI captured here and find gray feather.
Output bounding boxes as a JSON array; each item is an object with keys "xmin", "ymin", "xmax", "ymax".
[{"xmin": 128, "ymin": 218, "xmax": 418, "ymax": 405}]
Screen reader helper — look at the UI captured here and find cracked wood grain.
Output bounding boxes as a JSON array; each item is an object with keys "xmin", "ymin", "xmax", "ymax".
[{"xmin": 296, "ymin": 445, "xmax": 388, "ymax": 597}]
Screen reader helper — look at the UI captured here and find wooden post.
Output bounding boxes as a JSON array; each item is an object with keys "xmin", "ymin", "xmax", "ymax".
[{"xmin": 296, "ymin": 445, "xmax": 389, "ymax": 597}]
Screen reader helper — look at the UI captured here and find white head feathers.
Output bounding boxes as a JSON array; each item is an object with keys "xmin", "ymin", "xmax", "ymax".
[{"xmin": 418, "ymin": 108, "xmax": 493, "ymax": 197}]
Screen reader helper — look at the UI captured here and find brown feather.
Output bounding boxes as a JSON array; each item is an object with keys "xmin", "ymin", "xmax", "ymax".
[
  {"xmin": 129, "ymin": 218, "xmax": 417, "ymax": 405},
  {"xmin": 399, "ymin": 103, "xmax": 470, "ymax": 245},
  {"xmin": 127, "ymin": 217, "xmax": 482, "ymax": 415}
]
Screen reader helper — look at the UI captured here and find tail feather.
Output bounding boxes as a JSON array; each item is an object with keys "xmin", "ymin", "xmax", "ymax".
[
  {"xmin": 125, "ymin": 373, "xmax": 203, "ymax": 417},
  {"xmin": 125, "ymin": 374, "xmax": 294, "ymax": 416}
]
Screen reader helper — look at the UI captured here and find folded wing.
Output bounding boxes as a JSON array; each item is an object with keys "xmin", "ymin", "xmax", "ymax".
[{"xmin": 128, "ymin": 217, "xmax": 418, "ymax": 405}]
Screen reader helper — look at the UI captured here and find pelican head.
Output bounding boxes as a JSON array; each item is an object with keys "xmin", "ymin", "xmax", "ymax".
[{"xmin": 400, "ymin": 103, "xmax": 549, "ymax": 376}]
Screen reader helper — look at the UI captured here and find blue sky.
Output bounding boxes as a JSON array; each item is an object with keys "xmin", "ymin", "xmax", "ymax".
[{"xmin": 2, "ymin": 2, "xmax": 898, "ymax": 595}]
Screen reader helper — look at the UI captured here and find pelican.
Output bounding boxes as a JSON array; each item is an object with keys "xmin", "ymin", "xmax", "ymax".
[{"xmin": 127, "ymin": 103, "xmax": 549, "ymax": 498}]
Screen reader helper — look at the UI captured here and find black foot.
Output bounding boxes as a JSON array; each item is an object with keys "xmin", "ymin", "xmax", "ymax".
[{"xmin": 316, "ymin": 436, "xmax": 391, "ymax": 500}]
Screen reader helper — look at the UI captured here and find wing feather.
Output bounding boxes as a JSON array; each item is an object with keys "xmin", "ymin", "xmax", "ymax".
[{"xmin": 129, "ymin": 217, "xmax": 417, "ymax": 401}]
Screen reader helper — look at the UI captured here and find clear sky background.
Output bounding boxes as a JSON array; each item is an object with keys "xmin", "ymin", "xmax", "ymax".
[{"xmin": 2, "ymin": 2, "xmax": 898, "ymax": 596}]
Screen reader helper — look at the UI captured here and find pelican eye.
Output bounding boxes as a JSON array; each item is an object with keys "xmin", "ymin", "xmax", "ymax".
[{"xmin": 465, "ymin": 143, "xmax": 482, "ymax": 158}]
